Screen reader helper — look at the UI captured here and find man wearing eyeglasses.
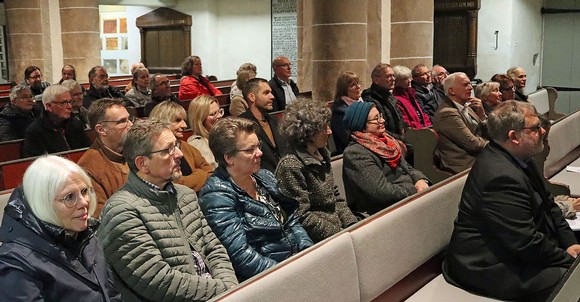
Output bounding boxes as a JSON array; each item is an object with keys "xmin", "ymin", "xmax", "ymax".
[
  {"xmin": 83, "ymin": 66, "xmax": 129, "ymax": 109},
  {"xmin": 431, "ymin": 64, "xmax": 448, "ymax": 101},
  {"xmin": 0, "ymin": 84, "xmax": 40, "ymax": 141},
  {"xmin": 444, "ymin": 100, "xmax": 580, "ymax": 301},
  {"xmin": 268, "ymin": 56, "xmax": 299, "ymax": 111},
  {"xmin": 24, "ymin": 65, "xmax": 51, "ymax": 102},
  {"xmin": 98, "ymin": 119, "xmax": 238, "ymax": 301},
  {"xmin": 411, "ymin": 64, "xmax": 441, "ymax": 120},
  {"xmin": 22, "ymin": 85, "xmax": 90, "ymax": 157},
  {"xmin": 78, "ymin": 98, "xmax": 134, "ymax": 217},
  {"xmin": 144, "ymin": 73, "xmax": 178, "ymax": 117}
]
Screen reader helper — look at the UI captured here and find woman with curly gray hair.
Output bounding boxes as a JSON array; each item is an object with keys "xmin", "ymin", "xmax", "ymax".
[{"xmin": 275, "ymin": 98, "xmax": 359, "ymax": 242}]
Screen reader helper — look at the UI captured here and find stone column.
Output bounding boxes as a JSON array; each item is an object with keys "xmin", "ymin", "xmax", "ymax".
[
  {"xmin": 59, "ymin": 0, "xmax": 100, "ymax": 84},
  {"xmin": 5, "ymin": 0, "xmax": 100, "ymax": 84},
  {"xmin": 5, "ymin": 0, "xmax": 45, "ymax": 83},
  {"xmin": 309, "ymin": 0, "xmax": 368, "ymax": 102},
  {"xmin": 390, "ymin": 0, "xmax": 434, "ymax": 69}
]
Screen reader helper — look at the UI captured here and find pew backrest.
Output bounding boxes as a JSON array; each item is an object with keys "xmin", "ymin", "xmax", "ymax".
[
  {"xmin": 0, "ymin": 139, "xmax": 23, "ymax": 162},
  {"xmin": 544, "ymin": 108, "xmax": 580, "ymax": 178},
  {"xmin": 405, "ymin": 128, "xmax": 453, "ymax": 184}
]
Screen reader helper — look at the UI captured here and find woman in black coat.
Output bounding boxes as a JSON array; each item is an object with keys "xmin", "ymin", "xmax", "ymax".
[{"xmin": 0, "ymin": 155, "xmax": 120, "ymax": 301}]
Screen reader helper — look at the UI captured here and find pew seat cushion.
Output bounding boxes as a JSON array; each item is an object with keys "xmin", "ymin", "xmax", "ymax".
[
  {"xmin": 216, "ymin": 232, "xmax": 360, "ymax": 302},
  {"xmin": 349, "ymin": 175, "xmax": 466, "ymax": 301},
  {"xmin": 406, "ymin": 275, "xmax": 502, "ymax": 302}
]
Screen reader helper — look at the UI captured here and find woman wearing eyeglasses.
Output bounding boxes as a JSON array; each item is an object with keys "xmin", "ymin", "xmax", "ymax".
[
  {"xmin": 342, "ymin": 102, "xmax": 430, "ymax": 217},
  {"xmin": 199, "ymin": 117, "xmax": 313, "ymax": 280},
  {"xmin": 276, "ymin": 99, "xmax": 359, "ymax": 242},
  {"xmin": 188, "ymin": 95, "xmax": 224, "ymax": 169},
  {"xmin": 150, "ymin": 101, "xmax": 214, "ymax": 192},
  {"xmin": 0, "ymin": 155, "xmax": 121, "ymax": 301}
]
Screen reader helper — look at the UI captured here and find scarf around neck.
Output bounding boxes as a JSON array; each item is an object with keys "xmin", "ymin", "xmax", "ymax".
[{"xmin": 351, "ymin": 131, "xmax": 401, "ymax": 168}]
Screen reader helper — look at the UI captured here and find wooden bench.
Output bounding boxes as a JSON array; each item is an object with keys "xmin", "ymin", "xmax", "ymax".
[
  {"xmin": 0, "ymin": 139, "xmax": 23, "ymax": 163},
  {"xmin": 0, "ymin": 148, "xmax": 88, "ymax": 190},
  {"xmin": 528, "ymin": 87, "xmax": 565, "ymax": 121}
]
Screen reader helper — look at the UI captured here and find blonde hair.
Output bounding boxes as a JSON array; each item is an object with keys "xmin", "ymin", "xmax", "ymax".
[
  {"xmin": 23, "ymin": 155, "xmax": 96, "ymax": 227},
  {"xmin": 188, "ymin": 95, "xmax": 218, "ymax": 139},
  {"xmin": 149, "ymin": 101, "xmax": 187, "ymax": 124}
]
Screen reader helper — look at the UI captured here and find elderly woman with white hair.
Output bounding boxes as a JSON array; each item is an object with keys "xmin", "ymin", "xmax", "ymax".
[
  {"xmin": 391, "ymin": 65, "xmax": 431, "ymax": 129},
  {"xmin": 475, "ymin": 81, "xmax": 503, "ymax": 115},
  {"xmin": 0, "ymin": 155, "xmax": 121, "ymax": 301}
]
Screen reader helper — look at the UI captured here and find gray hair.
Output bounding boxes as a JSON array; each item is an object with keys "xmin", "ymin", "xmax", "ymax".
[
  {"xmin": 9, "ymin": 83, "xmax": 31, "ymax": 101},
  {"xmin": 392, "ymin": 65, "xmax": 412, "ymax": 81},
  {"xmin": 281, "ymin": 98, "xmax": 330, "ymax": 150},
  {"xmin": 42, "ymin": 85, "xmax": 70, "ymax": 106},
  {"xmin": 474, "ymin": 81, "xmax": 500, "ymax": 100},
  {"xmin": 443, "ymin": 72, "xmax": 468, "ymax": 97},
  {"xmin": 506, "ymin": 67, "xmax": 523, "ymax": 82},
  {"xmin": 487, "ymin": 100, "xmax": 537, "ymax": 143},
  {"xmin": 123, "ymin": 118, "xmax": 170, "ymax": 172},
  {"xmin": 60, "ymin": 79, "xmax": 82, "ymax": 91},
  {"xmin": 23, "ymin": 155, "xmax": 96, "ymax": 227},
  {"xmin": 236, "ymin": 63, "xmax": 257, "ymax": 75},
  {"xmin": 209, "ymin": 117, "xmax": 258, "ymax": 167}
]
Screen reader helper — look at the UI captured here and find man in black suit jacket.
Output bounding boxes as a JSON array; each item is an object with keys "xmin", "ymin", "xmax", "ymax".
[
  {"xmin": 268, "ymin": 56, "xmax": 299, "ymax": 112},
  {"xmin": 443, "ymin": 100, "xmax": 580, "ymax": 301},
  {"xmin": 239, "ymin": 78, "xmax": 286, "ymax": 173}
]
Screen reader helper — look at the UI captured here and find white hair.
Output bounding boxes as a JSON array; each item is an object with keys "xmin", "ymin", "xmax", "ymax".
[
  {"xmin": 23, "ymin": 155, "xmax": 96, "ymax": 227},
  {"xmin": 42, "ymin": 85, "xmax": 70, "ymax": 107},
  {"xmin": 443, "ymin": 72, "xmax": 468, "ymax": 97}
]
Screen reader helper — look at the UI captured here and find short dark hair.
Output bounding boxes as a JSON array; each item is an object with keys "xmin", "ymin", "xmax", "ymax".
[
  {"xmin": 87, "ymin": 98, "xmax": 124, "ymax": 130},
  {"xmin": 24, "ymin": 66, "xmax": 41, "ymax": 80},
  {"xmin": 243, "ymin": 77, "xmax": 268, "ymax": 101},
  {"xmin": 123, "ymin": 118, "xmax": 169, "ymax": 172}
]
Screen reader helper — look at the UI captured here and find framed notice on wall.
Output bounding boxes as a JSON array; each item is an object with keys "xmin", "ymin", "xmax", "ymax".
[{"xmin": 271, "ymin": 0, "xmax": 297, "ymax": 81}]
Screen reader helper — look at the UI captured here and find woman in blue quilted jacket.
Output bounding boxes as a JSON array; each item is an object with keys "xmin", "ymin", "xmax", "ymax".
[{"xmin": 199, "ymin": 117, "xmax": 313, "ymax": 281}]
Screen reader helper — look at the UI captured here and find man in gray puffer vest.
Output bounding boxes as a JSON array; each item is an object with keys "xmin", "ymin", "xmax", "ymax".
[{"xmin": 97, "ymin": 118, "xmax": 238, "ymax": 302}]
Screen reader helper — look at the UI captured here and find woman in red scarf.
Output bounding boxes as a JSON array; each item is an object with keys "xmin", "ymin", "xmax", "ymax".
[{"xmin": 342, "ymin": 101, "xmax": 430, "ymax": 217}]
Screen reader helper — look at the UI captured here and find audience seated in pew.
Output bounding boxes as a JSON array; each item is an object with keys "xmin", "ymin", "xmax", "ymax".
[
  {"xmin": 491, "ymin": 73, "xmax": 516, "ymax": 102},
  {"xmin": 392, "ymin": 65, "xmax": 432, "ymax": 129},
  {"xmin": 77, "ymin": 98, "xmax": 133, "ymax": 218},
  {"xmin": 443, "ymin": 100, "xmax": 580, "ymax": 301},
  {"xmin": 61, "ymin": 79, "xmax": 89, "ymax": 129},
  {"xmin": 22, "ymin": 85, "xmax": 90, "ymax": 157},
  {"xmin": 124, "ymin": 62, "xmax": 145, "ymax": 93},
  {"xmin": 269, "ymin": 56, "xmax": 299, "ymax": 111},
  {"xmin": 411, "ymin": 64, "xmax": 441, "ymax": 120},
  {"xmin": 239, "ymin": 78, "xmax": 287, "ymax": 173},
  {"xmin": 276, "ymin": 99, "xmax": 359, "ymax": 242},
  {"xmin": 144, "ymin": 73, "xmax": 178, "ymax": 117},
  {"xmin": 230, "ymin": 62, "xmax": 257, "ymax": 101},
  {"xmin": 474, "ymin": 81, "xmax": 503, "ymax": 115},
  {"xmin": 507, "ymin": 66, "xmax": 528, "ymax": 101},
  {"xmin": 0, "ymin": 84, "xmax": 39, "ymax": 142},
  {"xmin": 433, "ymin": 72, "xmax": 487, "ymax": 174},
  {"xmin": 178, "ymin": 55, "xmax": 222, "ymax": 100},
  {"xmin": 331, "ymin": 71, "xmax": 364, "ymax": 155},
  {"xmin": 150, "ymin": 101, "xmax": 213, "ymax": 192},
  {"xmin": 125, "ymin": 67, "xmax": 151, "ymax": 107},
  {"xmin": 199, "ymin": 117, "xmax": 313, "ymax": 281},
  {"xmin": 187, "ymin": 95, "xmax": 224, "ymax": 169},
  {"xmin": 83, "ymin": 66, "xmax": 129, "ymax": 109},
  {"xmin": 98, "ymin": 119, "xmax": 238, "ymax": 301},
  {"xmin": 229, "ymin": 69, "xmax": 255, "ymax": 117},
  {"xmin": 24, "ymin": 66, "xmax": 51, "ymax": 102},
  {"xmin": 431, "ymin": 64, "xmax": 448, "ymax": 100},
  {"xmin": 0, "ymin": 155, "xmax": 122, "ymax": 301},
  {"xmin": 342, "ymin": 101, "xmax": 429, "ymax": 217}
]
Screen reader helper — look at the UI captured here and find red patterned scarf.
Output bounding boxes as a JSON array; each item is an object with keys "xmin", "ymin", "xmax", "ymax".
[{"xmin": 351, "ymin": 131, "xmax": 401, "ymax": 168}]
